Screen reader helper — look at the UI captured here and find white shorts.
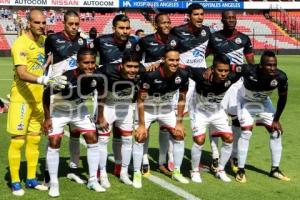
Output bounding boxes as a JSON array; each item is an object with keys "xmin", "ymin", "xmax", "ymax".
[
  {"xmin": 98, "ymin": 104, "xmax": 135, "ymax": 136},
  {"xmin": 190, "ymin": 109, "xmax": 232, "ymax": 138},
  {"xmin": 49, "ymin": 105, "xmax": 95, "ymax": 137},
  {"xmin": 237, "ymin": 97, "xmax": 275, "ymax": 129},
  {"xmin": 138, "ymin": 106, "xmax": 177, "ymax": 132},
  {"xmin": 221, "ymin": 79, "xmax": 243, "ymax": 116},
  {"xmin": 173, "ymin": 78, "xmax": 195, "ymax": 114}
]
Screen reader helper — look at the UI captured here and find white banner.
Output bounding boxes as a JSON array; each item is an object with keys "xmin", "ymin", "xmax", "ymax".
[
  {"xmin": 244, "ymin": 2, "xmax": 300, "ymax": 10},
  {"xmin": 0, "ymin": 0, "xmax": 118, "ymax": 7}
]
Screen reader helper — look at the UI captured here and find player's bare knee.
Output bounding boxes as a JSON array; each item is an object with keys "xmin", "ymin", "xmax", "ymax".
[
  {"xmin": 193, "ymin": 135, "xmax": 205, "ymax": 145},
  {"xmin": 222, "ymin": 134, "xmax": 233, "ymax": 143},
  {"xmin": 49, "ymin": 137, "xmax": 62, "ymax": 149},
  {"xmin": 83, "ymin": 131, "xmax": 98, "ymax": 144}
]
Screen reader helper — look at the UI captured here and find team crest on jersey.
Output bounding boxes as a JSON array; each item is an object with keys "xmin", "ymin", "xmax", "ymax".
[
  {"xmin": 201, "ymin": 30, "xmax": 206, "ymax": 37},
  {"xmin": 143, "ymin": 83, "xmax": 150, "ymax": 89},
  {"xmin": 90, "ymin": 79, "xmax": 97, "ymax": 87},
  {"xmin": 224, "ymin": 80, "xmax": 231, "ymax": 87},
  {"xmin": 17, "ymin": 123, "xmax": 24, "ymax": 130},
  {"xmin": 78, "ymin": 38, "xmax": 84, "ymax": 45},
  {"xmin": 19, "ymin": 51, "xmax": 26, "ymax": 57},
  {"xmin": 135, "ymin": 44, "xmax": 140, "ymax": 52},
  {"xmin": 270, "ymin": 79, "xmax": 278, "ymax": 87},
  {"xmin": 126, "ymin": 41, "xmax": 132, "ymax": 49},
  {"xmin": 235, "ymin": 66, "xmax": 242, "ymax": 72},
  {"xmin": 175, "ymin": 76, "xmax": 182, "ymax": 84},
  {"xmin": 170, "ymin": 40, "xmax": 177, "ymax": 47},
  {"xmin": 235, "ymin": 38, "xmax": 242, "ymax": 44}
]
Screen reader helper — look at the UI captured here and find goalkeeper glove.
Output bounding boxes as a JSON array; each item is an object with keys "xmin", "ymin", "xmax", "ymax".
[{"xmin": 37, "ymin": 75, "xmax": 67, "ymax": 90}]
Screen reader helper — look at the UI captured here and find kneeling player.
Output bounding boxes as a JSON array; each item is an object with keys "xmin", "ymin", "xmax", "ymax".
[
  {"xmin": 133, "ymin": 48, "xmax": 189, "ymax": 188},
  {"xmin": 95, "ymin": 52, "xmax": 143, "ymax": 188},
  {"xmin": 43, "ymin": 48, "xmax": 105, "ymax": 197},
  {"xmin": 228, "ymin": 51, "xmax": 290, "ymax": 183}
]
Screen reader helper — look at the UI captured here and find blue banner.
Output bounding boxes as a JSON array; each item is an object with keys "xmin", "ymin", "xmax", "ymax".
[{"xmin": 120, "ymin": 1, "xmax": 244, "ymax": 10}]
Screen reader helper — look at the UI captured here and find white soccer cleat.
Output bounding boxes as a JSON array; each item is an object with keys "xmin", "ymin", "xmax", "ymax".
[
  {"xmin": 191, "ymin": 171, "xmax": 202, "ymax": 183},
  {"xmin": 216, "ymin": 170, "xmax": 231, "ymax": 182},
  {"xmin": 12, "ymin": 189, "xmax": 25, "ymax": 196},
  {"xmin": 87, "ymin": 178, "xmax": 106, "ymax": 192},
  {"xmin": 67, "ymin": 173, "xmax": 86, "ymax": 184},
  {"xmin": 11, "ymin": 182, "xmax": 25, "ymax": 196},
  {"xmin": 120, "ymin": 172, "xmax": 133, "ymax": 185},
  {"xmin": 133, "ymin": 171, "xmax": 142, "ymax": 189},
  {"xmin": 100, "ymin": 174, "xmax": 111, "ymax": 189},
  {"xmin": 172, "ymin": 169, "xmax": 189, "ymax": 184},
  {"xmin": 48, "ymin": 182, "xmax": 60, "ymax": 197}
]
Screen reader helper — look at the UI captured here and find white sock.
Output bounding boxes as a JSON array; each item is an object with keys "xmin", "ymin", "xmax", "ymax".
[
  {"xmin": 69, "ymin": 137, "xmax": 80, "ymax": 168},
  {"xmin": 112, "ymin": 138, "xmax": 122, "ymax": 165},
  {"xmin": 191, "ymin": 142, "xmax": 203, "ymax": 172},
  {"xmin": 99, "ymin": 136, "xmax": 109, "ymax": 171},
  {"xmin": 238, "ymin": 130, "xmax": 252, "ymax": 168},
  {"xmin": 209, "ymin": 135, "xmax": 220, "ymax": 159},
  {"xmin": 133, "ymin": 142, "xmax": 144, "ymax": 172},
  {"xmin": 87, "ymin": 143, "xmax": 101, "ymax": 179},
  {"xmin": 159, "ymin": 129, "xmax": 169, "ymax": 165},
  {"xmin": 219, "ymin": 142, "xmax": 233, "ymax": 170},
  {"xmin": 143, "ymin": 135, "xmax": 150, "ymax": 165},
  {"xmin": 231, "ymin": 125, "xmax": 241, "ymax": 158},
  {"xmin": 121, "ymin": 136, "xmax": 133, "ymax": 172},
  {"xmin": 172, "ymin": 138, "xmax": 184, "ymax": 170},
  {"xmin": 47, "ymin": 147, "xmax": 60, "ymax": 183},
  {"xmin": 270, "ymin": 131, "xmax": 282, "ymax": 167}
]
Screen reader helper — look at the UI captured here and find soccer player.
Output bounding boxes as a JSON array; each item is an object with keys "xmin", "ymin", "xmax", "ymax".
[
  {"xmin": 139, "ymin": 12, "xmax": 181, "ymax": 176},
  {"xmin": 95, "ymin": 51, "xmax": 143, "ymax": 188},
  {"xmin": 43, "ymin": 48, "xmax": 105, "ymax": 197},
  {"xmin": 224, "ymin": 51, "xmax": 290, "ymax": 183},
  {"xmin": 209, "ymin": 10, "xmax": 255, "ymax": 173},
  {"xmin": 44, "ymin": 10, "xmax": 88, "ymax": 185},
  {"xmin": 188, "ymin": 54, "xmax": 244, "ymax": 183},
  {"xmin": 94, "ymin": 14, "xmax": 140, "ymax": 177},
  {"xmin": 7, "ymin": 9, "xmax": 65, "ymax": 196},
  {"xmin": 132, "ymin": 48, "xmax": 189, "ymax": 188}
]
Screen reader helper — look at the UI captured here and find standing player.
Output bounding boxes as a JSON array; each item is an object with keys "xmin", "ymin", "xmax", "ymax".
[
  {"xmin": 94, "ymin": 14, "xmax": 140, "ymax": 177},
  {"xmin": 44, "ymin": 10, "xmax": 88, "ymax": 185},
  {"xmin": 95, "ymin": 52, "xmax": 143, "ymax": 188},
  {"xmin": 226, "ymin": 51, "xmax": 290, "ymax": 183},
  {"xmin": 7, "ymin": 9, "xmax": 65, "ymax": 196},
  {"xmin": 209, "ymin": 10, "xmax": 255, "ymax": 173},
  {"xmin": 43, "ymin": 48, "xmax": 105, "ymax": 197},
  {"xmin": 132, "ymin": 48, "xmax": 189, "ymax": 188},
  {"xmin": 139, "ymin": 13, "xmax": 181, "ymax": 176}
]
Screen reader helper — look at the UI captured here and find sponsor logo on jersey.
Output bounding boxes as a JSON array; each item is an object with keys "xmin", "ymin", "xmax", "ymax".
[
  {"xmin": 126, "ymin": 41, "xmax": 132, "ymax": 49},
  {"xmin": 270, "ymin": 79, "xmax": 278, "ymax": 87},
  {"xmin": 78, "ymin": 38, "xmax": 84, "ymax": 45},
  {"xmin": 192, "ymin": 49, "xmax": 201, "ymax": 57},
  {"xmin": 154, "ymin": 79, "xmax": 162, "ymax": 84},
  {"xmin": 215, "ymin": 37, "xmax": 223, "ymax": 42},
  {"xmin": 143, "ymin": 83, "xmax": 150, "ymax": 89},
  {"xmin": 57, "ymin": 39, "xmax": 66, "ymax": 44},
  {"xmin": 235, "ymin": 38, "xmax": 242, "ymax": 44},
  {"xmin": 170, "ymin": 40, "xmax": 177, "ymax": 47},
  {"xmin": 201, "ymin": 30, "xmax": 206, "ymax": 37},
  {"xmin": 224, "ymin": 80, "xmax": 231, "ymax": 87},
  {"xmin": 175, "ymin": 76, "xmax": 181, "ymax": 84},
  {"xmin": 68, "ymin": 57, "xmax": 77, "ymax": 69}
]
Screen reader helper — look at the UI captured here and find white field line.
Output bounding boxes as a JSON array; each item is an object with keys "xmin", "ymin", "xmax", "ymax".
[{"xmin": 64, "ymin": 131, "xmax": 201, "ymax": 200}]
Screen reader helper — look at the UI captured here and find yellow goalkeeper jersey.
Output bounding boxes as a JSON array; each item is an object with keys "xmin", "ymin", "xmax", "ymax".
[{"xmin": 10, "ymin": 34, "xmax": 46, "ymax": 103}]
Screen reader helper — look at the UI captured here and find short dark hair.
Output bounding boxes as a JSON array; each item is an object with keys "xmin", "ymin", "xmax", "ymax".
[
  {"xmin": 164, "ymin": 46, "xmax": 180, "ymax": 57},
  {"xmin": 135, "ymin": 29, "xmax": 144, "ymax": 36},
  {"xmin": 64, "ymin": 10, "xmax": 79, "ymax": 22},
  {"xmin": 260, "ymin": 51, "xmax": 276, "ymax": 65},
  {"xmin": 221, "ymin": 10, "xmax": 236, "ymax": 19},
  {"xmin": 89, "ymin": 27, "xmax": 97, "ymax": 39},
  {"xmin": 154, "ymin": 12, "xmax": 168, "ymax": 24},
  {"xmin": 112, "ymin": 14, "xmax": 130, "ymax": 27},
  {"xmin": 122, "ymin": 51, "xmax": 141, "ymax": 64},
  {"xmin": 213, "ymin": 54, "xmax": 231, "ymax": 68},
  {"xmin": 187, "ymin": 3, "xmax": 204, "ymax": 15},
  {"xmin": 77, "ymin": 48, "xmax": 96, "ymax": 62}
]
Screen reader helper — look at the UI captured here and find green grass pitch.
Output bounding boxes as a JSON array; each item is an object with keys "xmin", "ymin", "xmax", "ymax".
[{"xmin": 0, "ymin": 56, "xmax": 299, "ymax": 200}]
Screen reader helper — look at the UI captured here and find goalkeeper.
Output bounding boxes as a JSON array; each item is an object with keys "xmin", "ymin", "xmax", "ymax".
[{"xmin": 7, "ymin": 9, "xmax": 67, "ymax": 196}]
